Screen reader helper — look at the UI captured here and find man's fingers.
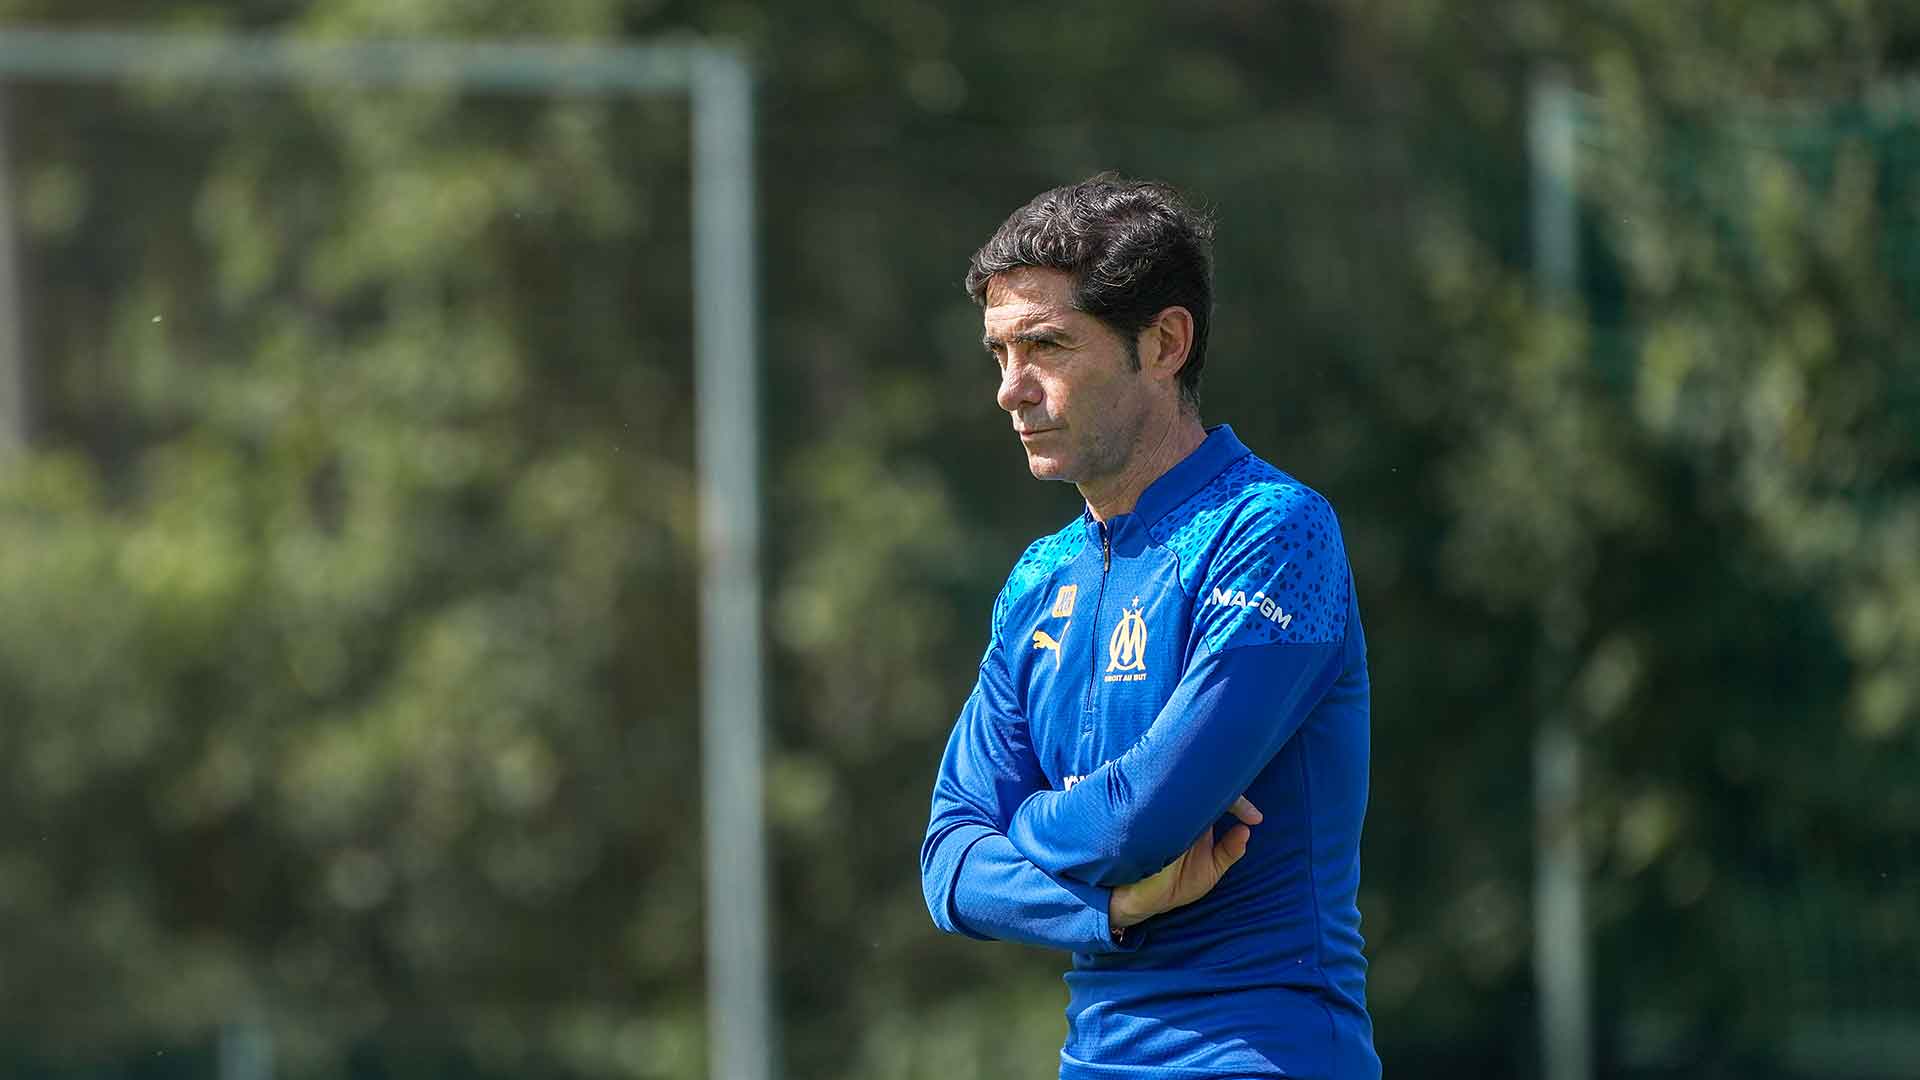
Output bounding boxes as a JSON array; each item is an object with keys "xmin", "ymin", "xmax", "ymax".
[
  {"xmin": 1228, "ymin": 795, "xmax": 1264, "ymax": 826},
  {"xmin": 1213, "ymin": 823, "xmax": 1251, "ymax": 873}
]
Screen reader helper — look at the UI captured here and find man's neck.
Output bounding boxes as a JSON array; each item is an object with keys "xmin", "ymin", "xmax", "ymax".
[{"xmin": 1080, "ymin": 412, "xmax": 1208, "ymax": 523}]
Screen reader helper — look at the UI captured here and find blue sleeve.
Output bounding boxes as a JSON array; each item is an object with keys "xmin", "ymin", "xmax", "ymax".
[
  {"xmin": 1007, "ymin": 497, "xmax": 1352, "ymax": 887},
  {"xmin": 919, "ymin": 642, "xmax": 1137, "ymax": 954}
]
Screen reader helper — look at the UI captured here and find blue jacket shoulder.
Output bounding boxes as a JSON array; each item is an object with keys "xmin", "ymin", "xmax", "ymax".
[
  {"xmin": 989, "ymin": 518, "xmax": 1088, "ymax": 641},
  {"xmin": 1154, "ymin": 454, "xmax": 1351, "ymax": 649}
]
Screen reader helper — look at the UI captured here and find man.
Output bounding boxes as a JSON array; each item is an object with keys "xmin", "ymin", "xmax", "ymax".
[{"xmin": 919, "ymin": 175, "xmax": 1379, "ymax": 1079}]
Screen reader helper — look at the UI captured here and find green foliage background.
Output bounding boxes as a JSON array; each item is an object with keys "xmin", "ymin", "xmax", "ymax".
[{"xmin": 0, "ymin": 1, "xmax": 1915, "ymax": 1076}]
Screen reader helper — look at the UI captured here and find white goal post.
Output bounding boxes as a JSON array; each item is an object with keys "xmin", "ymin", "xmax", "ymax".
[{"xmin": 0, "ymin": 27, "xmax": 771, "ymax": 1080}]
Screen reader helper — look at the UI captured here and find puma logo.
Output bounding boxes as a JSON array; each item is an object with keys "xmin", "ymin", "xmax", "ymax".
[{"xmin": 1033, "ymin": 625, "xmax": 1070, "ymax": 669}]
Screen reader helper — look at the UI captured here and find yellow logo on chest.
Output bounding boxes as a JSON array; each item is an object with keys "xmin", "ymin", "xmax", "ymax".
[
  {"xmin": 1031, "ymin": 584, "xmax": 1077, "ymax": 669},
  {"xmin": 1105, "ymin": 598, "xmax": 1149, "ymax": 682}
]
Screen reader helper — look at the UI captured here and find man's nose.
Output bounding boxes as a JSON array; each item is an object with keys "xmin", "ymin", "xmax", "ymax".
[{"xmin": 997, "ymin": 358, "xmax": 1040, "ymax": 414}]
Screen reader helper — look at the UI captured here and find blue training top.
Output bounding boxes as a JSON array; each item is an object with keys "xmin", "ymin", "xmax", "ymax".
[{"xmin": 921, "ymin": 425, "xmax": 1379, "ymax": 1080}]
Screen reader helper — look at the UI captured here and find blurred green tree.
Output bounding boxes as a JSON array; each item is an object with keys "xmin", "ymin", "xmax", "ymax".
[{"xmin": 0, "ymin": 0, "xmax": 1914, "ymax": 1077}]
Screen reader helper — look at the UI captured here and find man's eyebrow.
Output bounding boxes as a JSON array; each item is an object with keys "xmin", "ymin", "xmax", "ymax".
[{"xmin": 982, "ymin": 328, "xmax": 1070, "ymax": 350}]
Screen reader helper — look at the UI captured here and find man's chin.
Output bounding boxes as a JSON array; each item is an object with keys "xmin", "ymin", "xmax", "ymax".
[{"xmin": 1023, "ymin": 454, "xmax": 1075, "ymax": 483}]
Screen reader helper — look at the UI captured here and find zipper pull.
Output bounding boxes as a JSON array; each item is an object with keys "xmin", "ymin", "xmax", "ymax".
[{"xmin": 1102, "ymin": 523, "xmax": 1111, "ymax": 571}]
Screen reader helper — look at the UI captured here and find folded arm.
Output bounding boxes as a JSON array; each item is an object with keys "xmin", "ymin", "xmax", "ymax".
[
  {"xmin": 1008, "ymin": 640, "xmax": 1341, "ymax": 886},
  {"xmin": 919, "ymin": 650, "xmax": 1136, "ymax": 954}
]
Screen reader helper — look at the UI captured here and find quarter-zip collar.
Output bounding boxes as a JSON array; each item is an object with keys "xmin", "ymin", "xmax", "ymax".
[{"xmin": 1078, "ymin": 425, "xmax": 1252, "ymax": 545}]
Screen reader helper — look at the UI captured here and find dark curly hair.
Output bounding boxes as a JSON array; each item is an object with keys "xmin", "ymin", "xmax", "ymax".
[{"xmin": 965, "ymin": 173, "xmax": 1215, "ymax": 410}]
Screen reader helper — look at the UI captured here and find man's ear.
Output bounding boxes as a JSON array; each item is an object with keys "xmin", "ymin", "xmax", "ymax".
[{"xmin": 1137, "ymin": 306, "xmax": 1195, "ymax": 386}]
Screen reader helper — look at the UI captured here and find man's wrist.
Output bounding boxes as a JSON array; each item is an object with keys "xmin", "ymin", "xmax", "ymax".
[{"xmin": 1106, "ymin": 899, "xmax": 1136, "ymax": 946}]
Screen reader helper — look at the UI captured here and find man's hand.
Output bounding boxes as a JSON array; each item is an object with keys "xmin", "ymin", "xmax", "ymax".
[{"xmin": 1109, "ymin": 796, "xmax": 1262, "ymax": 930}]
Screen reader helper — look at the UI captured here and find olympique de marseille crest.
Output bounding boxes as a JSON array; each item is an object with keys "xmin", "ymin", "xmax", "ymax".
[{"xmin": 1105, "ymin": 599, "xmax": 1149, "ymax": 683}]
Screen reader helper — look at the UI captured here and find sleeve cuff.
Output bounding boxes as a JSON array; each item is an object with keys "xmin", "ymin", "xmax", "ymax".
[{"xmin": 1056, "ymin": 875, "xmax": 1141, "ymax": 954}]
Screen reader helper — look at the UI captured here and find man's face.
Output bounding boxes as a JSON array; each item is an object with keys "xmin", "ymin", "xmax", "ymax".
[{"xmin": 983, "ymin": 267, "xmax": 1152, "ymax": 486}]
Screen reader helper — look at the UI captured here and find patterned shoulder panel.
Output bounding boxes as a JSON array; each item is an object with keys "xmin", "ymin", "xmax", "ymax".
[
  {"xmin": 1153, "ymin": 455, "xmax": 1351, "ymax": 651},
  {"xmin": 989, "ymin": 518, "xmax": 1089, "ymax": 640}
]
